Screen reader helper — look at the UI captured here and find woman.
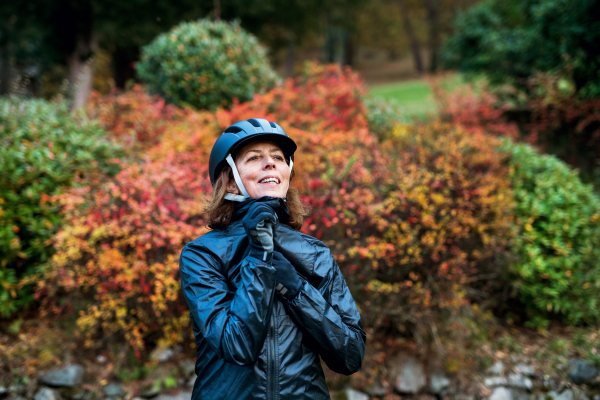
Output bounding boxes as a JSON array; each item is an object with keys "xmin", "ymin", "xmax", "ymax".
[{"xmin": 179, "ymin": 118, "xmax": 366, "ymax": 400}]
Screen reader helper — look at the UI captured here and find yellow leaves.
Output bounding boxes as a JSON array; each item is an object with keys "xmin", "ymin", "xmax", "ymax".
[
  {"xmin": 431, "ymin": 193, "xmax": 445, "ymax": 205},
  {"xmin": 525, "ymin": 224, "xmax": 533, "ymax": 231}
]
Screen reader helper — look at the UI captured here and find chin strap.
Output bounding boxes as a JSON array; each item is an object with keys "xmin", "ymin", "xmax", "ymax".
[{"xmin": 224, "ymin": 154, "xmax": 294, "ymax": 202}]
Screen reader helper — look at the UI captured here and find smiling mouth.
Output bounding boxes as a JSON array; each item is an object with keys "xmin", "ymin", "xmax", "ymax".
[{"xmin": 258, "ymin": 178, "xmax": 280, "ymax": 185}]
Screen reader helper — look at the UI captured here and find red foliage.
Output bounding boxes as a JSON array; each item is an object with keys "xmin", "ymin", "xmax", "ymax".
[
  {"xmin": 86, "ymin": 85, "xmax": 190, "ymax": 150},
  {"xmin": 215, "ymin": 62, "xmax": 368, "ymax": 133}
]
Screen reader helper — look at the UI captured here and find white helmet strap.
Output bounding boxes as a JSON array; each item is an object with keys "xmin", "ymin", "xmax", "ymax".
[{"xmin": 223, "ymin": 153, "xmax": 294, "ymax": 203}]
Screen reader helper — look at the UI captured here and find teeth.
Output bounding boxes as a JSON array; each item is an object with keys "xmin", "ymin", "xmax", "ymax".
[{"xmin": 259, "ymin": 178, "xmax": 279, "ymax": 184}]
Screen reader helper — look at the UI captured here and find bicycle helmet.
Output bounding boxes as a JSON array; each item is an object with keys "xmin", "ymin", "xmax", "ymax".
[{"xmin": 209, "ymin": 118, "xmax": 297, "ymax": 201}]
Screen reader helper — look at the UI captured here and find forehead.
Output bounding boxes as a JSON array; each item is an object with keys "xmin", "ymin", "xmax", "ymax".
[{"xmin": 237, "ymin": 140, "xmax": 283, "ymax": 156}]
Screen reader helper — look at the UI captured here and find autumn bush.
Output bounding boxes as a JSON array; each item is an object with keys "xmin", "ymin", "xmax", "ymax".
[
  {"xmin": 502, "ymin": 141, "xmax": 600, "ymax": 328},
  {"xmin": 325, "ymin": 122, "xmax": 514, "ymax": 338},
  {"xmin": 35, "ymin": 63, "xmax": 541, "ymax": 357},
  {"xmin": 0, "ymin": 97, "xmax": 122, "ymax": 318},
  {"xmin": 37, "ymin": 113, "xmax": 216, "ymax": 355},
  {"xmin": 86, "ymin": 85, "xmax": 190, "ymax": 151},
  {"xmin": 216, "ymin": 62, "xmax": 367, "ymax": 133},
  {"xmin": 136, "ymin": 19, "xmax": 279, "ymax": 111}
]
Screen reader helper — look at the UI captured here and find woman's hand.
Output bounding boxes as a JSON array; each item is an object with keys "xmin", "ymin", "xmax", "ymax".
[
  {"xmin": 272, "ymin": 251, "xmax": 303, "ymax": 301},
  {"xmin": 242, "ymin": 198, "xmax": 280, "ymax": 262}
]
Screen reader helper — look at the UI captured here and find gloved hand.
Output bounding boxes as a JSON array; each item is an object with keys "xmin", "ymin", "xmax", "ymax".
[
  {"xmin": 272, "ymin": 251, "xmax": 303, "ymax": 301},
  {"xmin": 242, "ymin": 199, "xmax": 279, "ymax": 263}
]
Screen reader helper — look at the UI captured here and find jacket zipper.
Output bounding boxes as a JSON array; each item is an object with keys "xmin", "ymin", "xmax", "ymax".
[{"xmin": 268, "ymin": 319, "xmax": 276, "ymax": 400}]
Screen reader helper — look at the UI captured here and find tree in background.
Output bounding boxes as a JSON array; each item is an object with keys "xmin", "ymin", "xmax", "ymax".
[
  {"xmin": 356, "ymin": 0, "xmax": 478, "ymax": 75},
  {"xmin": 0, "ymin": 0, "xmax": 369, "ymax": 103},
  {"xmin": 443, "ymin": 0, "xmax": 600, "ymax": 99}
]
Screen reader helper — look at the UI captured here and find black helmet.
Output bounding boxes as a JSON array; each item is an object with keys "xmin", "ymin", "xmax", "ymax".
[{"xmin": 209, "ymin": 118, "xmax": 297, "ymax": 187}]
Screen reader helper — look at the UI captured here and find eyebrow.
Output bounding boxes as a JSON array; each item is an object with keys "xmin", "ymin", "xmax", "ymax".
[{"xmin": 244, "ymin": 148, "xmax": 283, "ymax": 157}]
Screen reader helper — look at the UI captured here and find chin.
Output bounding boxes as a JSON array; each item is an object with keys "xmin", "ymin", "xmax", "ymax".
[{"xmin": 257, "ymin": 190, "xmax": 284, "ymax": 198}]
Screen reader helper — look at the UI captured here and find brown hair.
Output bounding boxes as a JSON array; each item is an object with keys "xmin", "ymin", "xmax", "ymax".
[{"xmin": 204, "ymin": 166, "xmax": 310, "ymax": 231}]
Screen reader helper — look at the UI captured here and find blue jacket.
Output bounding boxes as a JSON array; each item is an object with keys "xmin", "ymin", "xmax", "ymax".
[{"xmin": 179, "ymin": 200, "xmax": 366, "ymax": 400}]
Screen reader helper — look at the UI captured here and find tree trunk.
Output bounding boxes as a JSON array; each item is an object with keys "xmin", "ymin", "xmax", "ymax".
[
  {"xmin": 342, "ymin": 30, "xmax": 354, "ymax": 67},
  {"xmin": 113, "ymin": 46, "xmax": 138, "ymax": 89},
  {"xmin": 398, "ymin": 0, "xmax": 424, "ymax": 73},
  {"xmin": 424, "ymin": 0, "xmax": 440, "ymax": 72},
  {"xmin": 214, "ymin": 0, "xmax": 221, "ymax": 22},
  {"xmin": 67, "ymin": 33, "xmax": 97, "ymax": 108},
  {"xmin": 0, "ymin": 44, "xmax": 12, "ymax": 95},
  {"xmin": 285, "ymin": 30, "xmax": 295, "ymax": 77}
]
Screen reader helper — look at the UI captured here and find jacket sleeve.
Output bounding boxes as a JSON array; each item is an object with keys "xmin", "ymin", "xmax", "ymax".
[
  {"xmin": 179, "ymin": 243, "xmax": 277, "ymax": 366},
  {"xmin": 284, "ymin": 243, "xmax": 366, "ymax": 375}
]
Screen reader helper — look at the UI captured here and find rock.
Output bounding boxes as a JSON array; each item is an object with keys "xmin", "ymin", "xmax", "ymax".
[
  {"xmin": 515, "ymin": 364, "xmax": 536, "ymax": 378},
  {"xmin": 430, "ymin": 372, "xmax": 451, "ymax": 394},
  {"xmin": 593, "ymin": 396, "xmax": 600, "ymax": 400},
  {"xmin": 71, "ymin": 390, "xmax": 88, "ymax": 400},
  {"xmin": 508, "ymin": 374, "xmax": 533, "ymax": 391},
  {"xmin": 58, "ymin": 387, "xmax": 87, "ymax": 400},
  {"xmin": 366, "ymin": 384, "xmax": 386, "ymax": 397},
  {"xmin": 102, "ymin": 383, "xmax": 125, "ymax": 398},
  {"xmin": 177, "ymin": 360, "xmax": 196, "ymax": 379},
  {"xmin": 568, "ymin": 360, "xmax": 598, "ymax": 385},
  {"xmin": 40, "ymin": 365, "xmax": 85, "ymax": 388},
  {"xmin": 395, "ymin": 356, "xmax": 426, "ymax": 394},
  {"xmin": 154, "ymin": 392, "xmax": 192, "ymax": 400},
  {"xmin": 150, "ymin": 347, "xmax": 178, "ymax": 363},
  {"xmin": 34, "ymin": 388, "xmax": 62, "ymax": 400},
  {"xmin": 489, "ymin": 387, "xmax": 513, "ymax": 400},
  {"xmin": 485, "ymin": 377, "xmax": 509, "ymax": 387},
  {"xmin": 488, "ymin": 362, "xmax": 505, "ymax": 376},
  {"xmin": 185, "ymin": 376, "xmax": 195, "ymax": 389},
  {"xmin": 545, "ymin": 389, "xmax": 574, "ymax": 400},
  {"xmin": 140, "ymin": 384, "xmax": 160, "ymax": 399},
  {"xmin": 454, "ymin": 395, "xmax": 476, "ymax": 400},
  {"xmin": 344, "ymin": 389, "xmax": 370, "ymax": 400},
  {"xmin": 512, "ymin": 389, "xmax": 530, "ymax": 400}
]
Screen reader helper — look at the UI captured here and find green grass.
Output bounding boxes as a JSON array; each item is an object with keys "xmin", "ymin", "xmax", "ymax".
[
  {"xmin": 366, "ymin": 74, "xmax": 468, "ymax": 120},
  {"xmin": 367, "ymin": 79, "xmax": 437, "ymax": 120}
]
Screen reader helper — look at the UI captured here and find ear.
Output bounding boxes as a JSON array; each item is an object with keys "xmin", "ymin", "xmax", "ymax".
[{"xmin": 226, "ymin": 176, "xmax": 239, "ymax": 195}]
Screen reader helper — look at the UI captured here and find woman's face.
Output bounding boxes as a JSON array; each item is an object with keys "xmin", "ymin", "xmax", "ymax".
[{"xmin": 227, "ymin": 141, "xmax": 291, "ymax": 199}]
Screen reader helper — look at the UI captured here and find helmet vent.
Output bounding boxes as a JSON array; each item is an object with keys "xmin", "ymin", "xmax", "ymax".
[
  {"xmin": 225, "ymin": 127, "xmax": 242, "ymax": 133},
  {"xmin": 269, "ymin": 122, "xmax": 277, "ymax": 128},
  {"xmin": 247, "ymin": 119, "xmax": 261, "ymax": 127}
]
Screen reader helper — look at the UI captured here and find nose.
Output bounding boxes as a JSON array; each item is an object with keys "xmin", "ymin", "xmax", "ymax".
[{"xmin": 263, "ymin": 155, "xmax": 277, "ymax": 169}]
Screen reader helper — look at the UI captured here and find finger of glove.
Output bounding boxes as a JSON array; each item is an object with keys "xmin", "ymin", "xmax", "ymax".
[
  {"xmin": 253, "ymin": 220, "xmax": 274, "ymax": 253},
  {"xmin": 272, "ymin": 251, "xmax": 285, "ymax": 263}
]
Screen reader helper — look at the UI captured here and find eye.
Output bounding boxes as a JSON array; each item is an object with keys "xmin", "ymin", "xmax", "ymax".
[{"xmin": 248, "ymin": 156, "xmax": 259, "ymax": 161}]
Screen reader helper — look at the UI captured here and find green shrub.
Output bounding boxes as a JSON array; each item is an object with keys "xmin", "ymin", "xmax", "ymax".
[
  {"xmin": 443, "ymin": 0, "xmax": 600, "ymax": 99},
  {"xmin": 503, "ymin": 140, "xmax": 600, "ymax": 327},
  {"xmin": 364, "ymin": 97, "xmax": 404, "ymax": 141},
  {"xmin": 0, "ymin": 97, "xmax": 122, "ymax": 317},
  {"xmin": 136, "ymin": 19, "xmax": 279, "ymax": 110}
]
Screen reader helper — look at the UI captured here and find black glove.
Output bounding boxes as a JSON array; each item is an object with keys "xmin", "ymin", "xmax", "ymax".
[
  {"xmin": 242, "ymin": 199, "xmax": 279, "ymax": 263},
  {"xmin": 272, "ymin": 251, "xmax": 303, "ymax": 301}
]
